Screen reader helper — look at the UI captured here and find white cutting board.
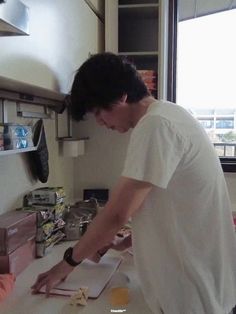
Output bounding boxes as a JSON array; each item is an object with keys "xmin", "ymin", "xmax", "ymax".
[{"xmin": 40, "ymin": 256, "xmax": 122, "ymax": 298}]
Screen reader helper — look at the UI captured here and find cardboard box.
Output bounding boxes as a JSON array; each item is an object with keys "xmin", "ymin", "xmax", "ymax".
[
  {"xmin": 0, "ymin": 238, "xmax": 36, "ymax": 276},
  {"xmin": 0, "ymin": 211, "xmax": 36, "ymax": 255}
]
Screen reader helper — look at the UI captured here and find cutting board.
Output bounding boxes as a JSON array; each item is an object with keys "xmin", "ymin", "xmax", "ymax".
[{"xmin": 40, "ymin": 256, "xmax": 122, "ymax": 298}]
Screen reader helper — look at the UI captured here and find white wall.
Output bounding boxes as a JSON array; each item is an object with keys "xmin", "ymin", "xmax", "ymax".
[
  {"xmin": 0, "ymin": 0, "xmax": 104, "ymax": 214},
  {"xmin": 72, "ymin": 115, "xmax": 130, "ymax": 200},
  {"xmin": 225, "ymin": 174, "xmax": 236, "ymax": 212},
  {"xmin": 0, "ymin": 0, "xmax": 104, "ymax": 92}
]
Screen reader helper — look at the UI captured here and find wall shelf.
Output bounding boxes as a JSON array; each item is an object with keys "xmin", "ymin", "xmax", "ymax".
[
  {"xmin": 119, "ymin": 4, "xmax": 159, "ymax": 18},
  {"xmin": 0, "ymin": 146, "xmax": 37, "ymax": 156},
  {"xmin": 0, "ymin": 75, "xmax": 66, "ymax": 113},
  {"xmin": 118, "ymin": 51, "xmax": 158, "ymax": 56}
]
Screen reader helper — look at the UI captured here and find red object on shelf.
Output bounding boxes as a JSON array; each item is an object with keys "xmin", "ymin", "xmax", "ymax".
[
  {"xmin": 138, "ymin": 70, "xmax": 156, "ymax": 76},
  {"xmin": 138, "ymin": 69, "xmax": 157, "ymax": 92}
]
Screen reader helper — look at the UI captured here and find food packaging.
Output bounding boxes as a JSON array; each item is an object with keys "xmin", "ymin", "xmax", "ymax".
[
  {"xmin": 3, "ymin": 124, "xmax": 32, "ymax": 138},
  {"xmin": 4, "ymin": 137, "xmax": 34, "ymax": 150},
  {"xmin": 137, "ymin": 69, "xmax": 157, "ymax": 92},
  {"xmin": 3, "ymin": 124, "xmax": 33, "ymax": 150},
  {"xmin": 36, "ymin": 230, "xmax": 65, "ymax": 257},
  {"xmin": 63, "ymin": 200, "xmax": 98, "ymax": 240},
  {"xmin": 21, "ymin": 203, "xmax": 65, "ymax": 226},
  {"xmin": 27, "ymin": 187, "xmax": 66, "ymax": 205},
  {"xmin": 63, "ymin": 215, "xmax": 85, "ymax": 240},
  {"xmin": 36, "ymin": 219, "xmax": 65, "ymax": 242},
  {"xmin": 0, "ymin": 211, "xmax": 36, "ymax": 255}
]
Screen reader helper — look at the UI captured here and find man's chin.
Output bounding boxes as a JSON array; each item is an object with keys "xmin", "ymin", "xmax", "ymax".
[
  {"xmin": 109, "ymin": 126, "xmax": 129, "ymax": 133},
  {"xmin": 117, "ymin": 128, "xmax": 128, "ymax": 133}
]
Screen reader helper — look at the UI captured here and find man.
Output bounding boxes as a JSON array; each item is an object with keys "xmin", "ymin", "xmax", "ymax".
[{"xmin": 31, "ymin": 53, "xmax": 236, "ymax": 314}]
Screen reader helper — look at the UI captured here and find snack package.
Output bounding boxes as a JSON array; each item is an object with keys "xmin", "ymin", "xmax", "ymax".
[
  {"xmin": 20, "ymin": 203, "xmax": 65, "ymax": 227},
  {"xmin": 36, "ymin": 230, "xmax": 65, "ymax": 257},
  {"xmin": 3, "ymin": 124, "xmax": 32, "ymax": 138},
  {"xmin": 63, "ymin": 199, "xmax": 98, "ymax": 241},
  {"xmin": 3, "ymin": 124, "xmax": 33, "ymax": 150},
  {"xmin": 4, "ymin": 137, "xmax": 34, "ymax": 150},
  {"xmin": 27, "ymin": 187, "xmax": 66, "ymax": 205}
]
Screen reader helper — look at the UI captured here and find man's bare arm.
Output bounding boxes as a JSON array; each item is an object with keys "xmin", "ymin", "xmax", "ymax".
[{"xmin": 31, "ymin": 176, "xmax": 153, "ymax": 295}]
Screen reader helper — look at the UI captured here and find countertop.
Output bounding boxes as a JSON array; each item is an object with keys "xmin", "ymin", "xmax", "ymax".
[{"xmin": 0, "ymin": 241, "xmax": 152, "ymax": 314}]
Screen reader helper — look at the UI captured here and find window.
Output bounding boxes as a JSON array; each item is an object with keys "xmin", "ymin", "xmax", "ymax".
[
  {"xmin": 177, "ymin": 9, "xmax": 236, "ymax": 172},
  {"xmin": 198, "ymin": 119, "xmax": 214, "ymax": 129},
  {"xmin": 215, "ymin": 118, "xmax": 234, "ymax": 129}
]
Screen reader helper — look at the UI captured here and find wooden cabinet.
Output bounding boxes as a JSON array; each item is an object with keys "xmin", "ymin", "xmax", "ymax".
[{"xmin": 105, "ymin": 0, "xmax": 169, "ymax": 100}]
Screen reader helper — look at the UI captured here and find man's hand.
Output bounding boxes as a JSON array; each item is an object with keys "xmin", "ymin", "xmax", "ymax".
[
  {"xmin": 88, "ymin": 234, "xmax": 132, "ymax": 263},
  {"xmin": 31, "ymin": 260, "xmax": 74, "ymax": 297},
  {"xmin": 88, "ymin": 243, "xmax": 112, "ymax": 263},
  {"xmin": 111, "ymin": 234, "xmax": 132, "ymax": 251}
]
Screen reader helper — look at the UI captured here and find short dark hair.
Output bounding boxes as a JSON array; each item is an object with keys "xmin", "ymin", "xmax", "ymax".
[{"xmin": 69, "ymin": 52, "xmax": 149, "ymax": 121}]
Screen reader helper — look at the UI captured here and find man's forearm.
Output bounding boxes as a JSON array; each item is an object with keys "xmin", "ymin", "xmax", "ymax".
[
  {"xmin": 71, "ymin": 176, "xmax": 152, "ymax": 264},
  {"xmin": 72, "ymin": 204, "xmax": 126, "ymax": 263}
]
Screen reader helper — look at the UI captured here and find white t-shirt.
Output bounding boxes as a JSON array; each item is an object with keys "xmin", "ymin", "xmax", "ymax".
[{"xmin": 122, "ymin": 100, "xmax": 236, "ymax": 314}]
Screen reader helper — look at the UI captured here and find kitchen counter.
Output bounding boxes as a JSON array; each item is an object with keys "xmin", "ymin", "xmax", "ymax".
[{"xmin": 0, "ymin": 241, "xmax": 152, "ymax": 314}]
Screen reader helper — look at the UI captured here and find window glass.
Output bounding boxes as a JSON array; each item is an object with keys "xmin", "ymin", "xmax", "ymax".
[{"xmin": 177, "ymin": 9, "xmax": 236, "ymax": 160}]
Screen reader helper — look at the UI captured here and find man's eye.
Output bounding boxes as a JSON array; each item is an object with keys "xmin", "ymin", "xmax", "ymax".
[{"xmin": 91, "ymin": 108, "xmax": 99, "ymax": 116}]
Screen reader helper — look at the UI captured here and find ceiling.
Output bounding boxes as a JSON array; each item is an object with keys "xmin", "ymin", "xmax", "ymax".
[{"xmin": 179, "ymin": 0, "xmax": 236, "ymax": 21}]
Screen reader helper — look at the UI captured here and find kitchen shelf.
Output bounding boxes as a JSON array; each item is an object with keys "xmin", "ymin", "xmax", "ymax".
[
  {"xmin": 118, "ymin": 0, "xmax": 159, "ymax": 98},
  {"xmin": 118, "ymin": 51, "xmax": 158, "ymax": 56},
  {"xmin": 119, "ymin": 52, "xmax": 158, "ymax": 71},
  {"xmin": 0, "ymin": 146, "xmax": 37, "ymax": 156},
  {"xmin": 118, "ymin": 4, "xmax": 159, "ymax": 19},
  {"xmin": 0, "ymin": 75, "xmax": 66, "ymax": 113},
  {"xmin": 119, "ymin": 0, "xmax": 158, "ymax": 4},
  {"xmin": 105, "ymin": 0, "xmax": 170, "ymax": 100}
]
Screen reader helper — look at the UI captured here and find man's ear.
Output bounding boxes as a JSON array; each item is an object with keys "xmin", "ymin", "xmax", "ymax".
[{"xmin": 120, "ymin": 94, "xmax": 127, "ymax": 104}]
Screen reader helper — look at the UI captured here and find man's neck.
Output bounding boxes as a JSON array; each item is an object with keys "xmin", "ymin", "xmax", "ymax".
[{"xmin": 130, "ymin": 96, "xmax": 156, "ymax": 127}]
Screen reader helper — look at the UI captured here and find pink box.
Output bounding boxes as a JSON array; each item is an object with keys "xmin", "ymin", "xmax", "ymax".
[
  {"xmin": 0, "ymin": 211, "xmax": 36, "ymax": 255},
  {"xmin": 0, "ymin": 238, "xmax": 36, "ymax": 276}
]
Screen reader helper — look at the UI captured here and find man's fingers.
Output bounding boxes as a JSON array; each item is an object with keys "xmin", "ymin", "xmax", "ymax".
[
  {"xmin": 31, "ymin": 260, "xmax": 74, "ymax": 297},
  {"xmin": 45, "ymin": 282, "xmax": 53, "ymax": 298},
  {"xmin": 31, "ymin": 272, "xmax": 49, "ymax": 289},
  {"xmin": 61, "ymin": 275, "xmax": 68, "ymax": 282},
  {"xmin": 31, "ymin": 276, "xmax": 49, "ymax": 294},
  {"xmin": 45, "ymin": 278, "xmax": 62, "ymax": 297}
]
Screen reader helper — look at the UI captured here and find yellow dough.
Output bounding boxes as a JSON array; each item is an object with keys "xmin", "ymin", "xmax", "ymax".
[{"xmin": 70, "ymin": 287, "xmax": 89, "ymax": 306}]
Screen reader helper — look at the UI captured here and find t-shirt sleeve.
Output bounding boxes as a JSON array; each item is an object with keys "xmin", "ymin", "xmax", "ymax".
[{"xmin": 122, "ymin": 116, "xmax": 186, "ymax": 189}]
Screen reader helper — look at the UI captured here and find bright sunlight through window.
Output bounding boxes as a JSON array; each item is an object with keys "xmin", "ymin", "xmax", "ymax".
[{"xmin": 177, "ymin": 9, "xmax": 236, "ymax": 158}]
